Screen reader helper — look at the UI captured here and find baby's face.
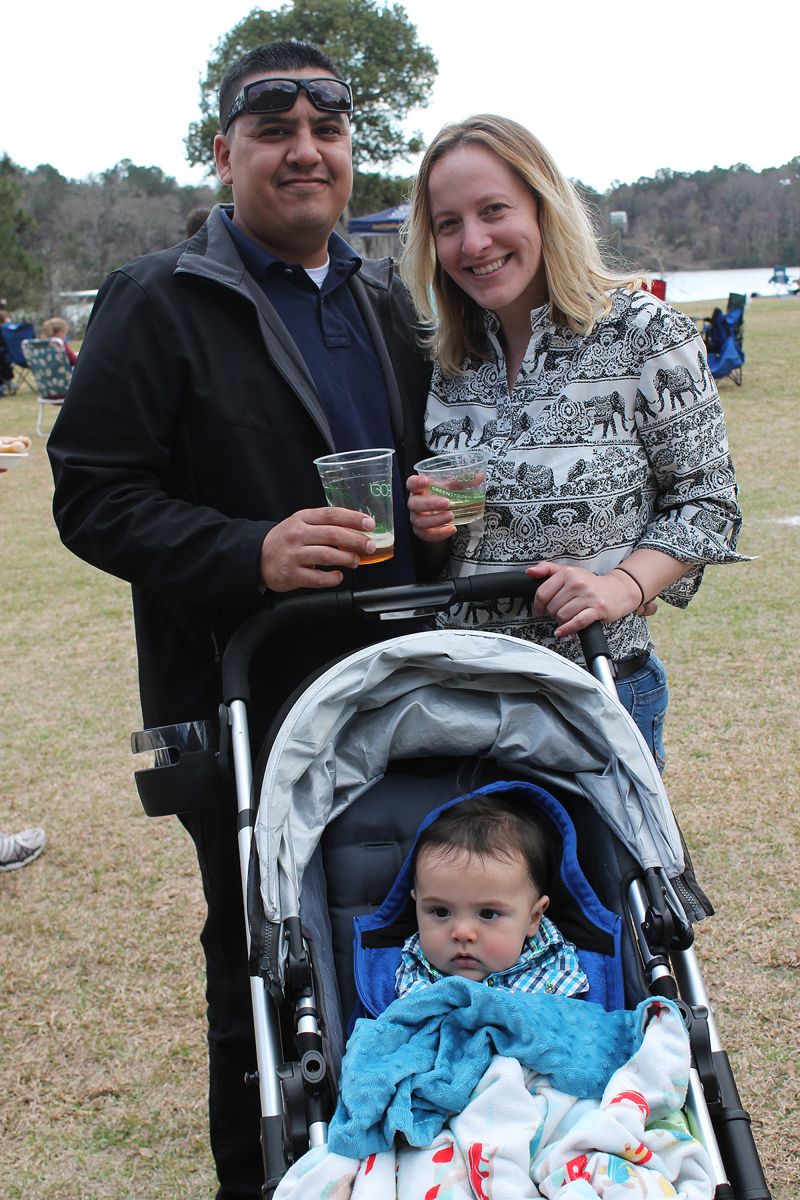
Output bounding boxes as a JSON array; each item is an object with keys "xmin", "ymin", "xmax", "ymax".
[{"xmin": 412, "ymin": 846, "xmax": 548, "ymax": 982}]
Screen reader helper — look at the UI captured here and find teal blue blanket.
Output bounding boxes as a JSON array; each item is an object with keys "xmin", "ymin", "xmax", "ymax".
[{"xmin": 328, "ymin": 978, "xmax": 672, "ymax": 1158}]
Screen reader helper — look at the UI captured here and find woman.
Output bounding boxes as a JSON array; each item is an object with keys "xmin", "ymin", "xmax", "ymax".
[{"xmin": 402, "ymin": 115, "xmax": 746, "ymax": 766}]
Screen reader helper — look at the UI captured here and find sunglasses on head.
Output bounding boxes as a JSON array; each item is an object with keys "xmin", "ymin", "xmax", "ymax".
[{"xmin": 223, "ymin": 76, "xmax": 354, "ymax": 133}]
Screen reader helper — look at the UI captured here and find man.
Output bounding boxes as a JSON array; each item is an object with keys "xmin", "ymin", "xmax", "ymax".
[{"xmin": 48, "ymin": 40, "xmax": 431, "ymax": 1199}]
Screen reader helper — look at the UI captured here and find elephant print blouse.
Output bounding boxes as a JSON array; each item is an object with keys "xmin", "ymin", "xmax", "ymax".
[{"xmin": 423, "ymin": 288, "xmax": 747, "ymax": 664}]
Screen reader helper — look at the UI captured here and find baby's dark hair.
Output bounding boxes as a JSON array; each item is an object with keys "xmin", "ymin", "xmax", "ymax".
[{"xmin": 413, "ymin": 795, "xmax": 555, "ymax": 896}]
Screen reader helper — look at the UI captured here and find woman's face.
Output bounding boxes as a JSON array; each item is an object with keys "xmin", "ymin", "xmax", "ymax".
[{"xmin": 428, "ymin": 142, "xmax": 548, "ymax": 329}]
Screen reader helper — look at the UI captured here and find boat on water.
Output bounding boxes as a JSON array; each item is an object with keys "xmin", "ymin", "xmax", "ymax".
[{"xmin": 762, "ymin": 266, "xmax": 799, "ymax": 296}]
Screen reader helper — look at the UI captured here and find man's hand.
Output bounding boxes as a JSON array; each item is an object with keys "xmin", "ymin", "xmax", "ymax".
[
  {"xmin": 260, "ymin": 507, "xmax": 379, "ymax": 592},
  {"xmin": 406, "ymin": 473, "xmax": 457, "ymax": 543}
]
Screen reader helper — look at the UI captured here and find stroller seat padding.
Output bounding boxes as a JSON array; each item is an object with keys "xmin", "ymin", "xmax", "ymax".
[{"xmin": 322, "ymin": 759, "xmax": 470, "ymax": 1024}]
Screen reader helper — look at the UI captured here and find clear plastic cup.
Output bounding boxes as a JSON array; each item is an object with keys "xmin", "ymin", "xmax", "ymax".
[
  {"xmin": 413, "ymin": 449, "xmax": 490, "ymax": 526},
  {"xmin": 313, "ymin": 448, "xmax": 395, "ymax": 565}
]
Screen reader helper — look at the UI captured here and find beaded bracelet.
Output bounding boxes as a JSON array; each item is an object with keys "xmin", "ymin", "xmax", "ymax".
[{"xmin": 613, "ymin": 564, "xmax": 646, "ymax": 608}]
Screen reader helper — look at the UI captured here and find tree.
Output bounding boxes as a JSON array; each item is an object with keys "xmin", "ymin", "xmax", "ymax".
[
  {"xmin": 185, "ymin": 0, "xmax": 437, "ymax": 175},
  {"xmin": 16, "ymin": 161, "xmax": 217, "ymax": 317},
  {"xmin": 0, "ymin": 156, "xmax": 43, "ymax": 309},
  {"xmin": 351, "ymin": 169, "xmax": 412, "ymax": 214}
]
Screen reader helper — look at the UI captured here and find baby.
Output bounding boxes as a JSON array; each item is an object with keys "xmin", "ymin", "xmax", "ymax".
[{"xmin": 396, "ymin": 794, "xmax": 589, "ymax": 999}]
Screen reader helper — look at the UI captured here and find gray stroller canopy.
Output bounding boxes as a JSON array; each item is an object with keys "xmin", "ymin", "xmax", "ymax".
[{"xmin": 254, "ymin": 630, "xmax": 683, "ymax": 927}]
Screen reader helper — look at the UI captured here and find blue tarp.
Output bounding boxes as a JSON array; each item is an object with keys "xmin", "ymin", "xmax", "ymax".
[{"xmin": 348, "ymin": 202, "xmax": 410, "ymax": 235}]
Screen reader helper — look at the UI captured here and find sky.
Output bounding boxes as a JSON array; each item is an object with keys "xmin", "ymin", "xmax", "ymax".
[{"xmin": 1, "ymin": 0, "xmax": 796, "ymax": 198}]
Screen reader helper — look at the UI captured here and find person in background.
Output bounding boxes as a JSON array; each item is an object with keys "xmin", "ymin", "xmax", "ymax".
[
  {"xmin": 402, "ymin": 114, "xmax": 747, "ymax": 769},
  {"xmin": 186, "ymin": 206, "xmax": 212, "ymax": 237},
  {"xmin": 41, "ymin": 316, "xmax": 78, "ymax": 367},
  {"xmin": 0, "ymin": 826, "xmax": 46, "ymax": 871},
  {"xmin": 0, "ymin": 329, "xmax": 13, "ymax": 394},
  {"xmin": 48, "ymin": 38, "xmax": 431, "ymax": 1200},
  {"xmin": 0, "ymin": 309, "xmax": 14, "ymax": 395}
]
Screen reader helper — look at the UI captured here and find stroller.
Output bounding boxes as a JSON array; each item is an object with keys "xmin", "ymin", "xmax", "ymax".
[{"xmin": 132, "ymin": 574, "xmax": 770, "ymax": 1199}]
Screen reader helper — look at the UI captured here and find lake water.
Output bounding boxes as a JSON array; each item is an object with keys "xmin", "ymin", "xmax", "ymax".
[
  {"xmin": 64, "ymin": 265, "xmax": 797, "ymax": 325},
  {"xmin": 658, "ymin": 266, "xmax": 799, "ymax": 304}
]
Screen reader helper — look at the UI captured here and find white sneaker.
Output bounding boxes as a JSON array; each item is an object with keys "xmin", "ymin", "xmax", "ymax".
[{"xmin": 0, "ymin": 827, "xmax": 46, "ymax": 871}]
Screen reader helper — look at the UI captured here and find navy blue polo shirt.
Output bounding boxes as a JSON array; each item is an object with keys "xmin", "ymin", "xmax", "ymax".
[{"xmin": 222, "ymin": 210, "xmax": 415, "ymax": 588}]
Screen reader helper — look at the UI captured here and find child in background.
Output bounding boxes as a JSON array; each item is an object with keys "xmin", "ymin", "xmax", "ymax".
[
  {"xmin": 41, "ymin": 317, "xmax": 78, "ymax": 367},
  {"xmin": 396, "ymin": 795, "xmax": 589, "ymax": 999}
]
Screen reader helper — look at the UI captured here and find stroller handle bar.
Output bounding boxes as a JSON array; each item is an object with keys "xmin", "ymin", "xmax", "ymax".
[{"xmin": 221, "ymin": 571, "xmax": 612, "ymax": 704}]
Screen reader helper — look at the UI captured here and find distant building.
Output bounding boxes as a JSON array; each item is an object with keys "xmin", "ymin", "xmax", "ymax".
[
  {"xmin": 609, "ymin": 211, "xmax": 629, "ymax": 234},
  {"xmin": 60, "ymin": 289, "xmax": 99, "ymax": 329}
]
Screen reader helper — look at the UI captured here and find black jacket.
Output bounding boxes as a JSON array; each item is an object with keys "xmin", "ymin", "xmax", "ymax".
[{"xmin": 48, "ymin": 207, "xmax": 432, "ymax": 737}]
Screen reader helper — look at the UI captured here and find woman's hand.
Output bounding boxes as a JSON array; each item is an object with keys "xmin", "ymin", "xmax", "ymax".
[
  {"xmin": 526, "ymin": 561, "xmax": 654, "ymax": 637},
  {"xmin": 406, "ymin": 473, "xmax": 457, "ymax": 543}
]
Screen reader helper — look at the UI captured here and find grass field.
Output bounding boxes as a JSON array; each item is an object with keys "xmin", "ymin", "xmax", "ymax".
[{"xmin": 1, "ymin": 297, "xmax": 798, "ymax": 1198}]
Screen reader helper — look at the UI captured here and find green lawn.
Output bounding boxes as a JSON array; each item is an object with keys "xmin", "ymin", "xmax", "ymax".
[{"xmin": 1, "ymin": 297, "xmax": 798, "ymax": 1196}]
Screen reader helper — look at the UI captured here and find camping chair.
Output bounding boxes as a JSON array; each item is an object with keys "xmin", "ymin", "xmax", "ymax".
[
  {"xmin": 21, "ymin": 338, "xmax": 74, "ymax": 435},
  {"xmin": 0, "ymin": 321, "xmax": 36, "ymax": 392},
  {"xmin": 698, "ymin": 292, "xmax": 745, "ymax": 387}
]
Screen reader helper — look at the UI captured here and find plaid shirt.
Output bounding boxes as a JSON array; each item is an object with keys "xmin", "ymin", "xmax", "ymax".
[{"xmin": 395, "ymin": 916, "xmax": 589, "ymax": 1000}]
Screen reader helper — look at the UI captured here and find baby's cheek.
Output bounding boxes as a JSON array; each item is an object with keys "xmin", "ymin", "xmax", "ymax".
[{"xmin": 485, "ymin": 931, "xmax": 514, "ymax": 966}]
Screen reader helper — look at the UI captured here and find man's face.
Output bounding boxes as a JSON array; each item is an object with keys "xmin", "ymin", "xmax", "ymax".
[{"xmin": 214, "ymin": 68, "xmax": 353, "ymax": 267}]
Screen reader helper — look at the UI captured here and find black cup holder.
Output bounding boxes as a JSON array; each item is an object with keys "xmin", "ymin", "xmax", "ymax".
[{"xmin": 131, "ymin": 719, "xmax": 225, "ymax": 816}]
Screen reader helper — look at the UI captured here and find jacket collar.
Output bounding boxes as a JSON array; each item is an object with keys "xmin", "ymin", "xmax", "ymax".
[
  {"xmin": 177, "ymin": 205, "xmax": 394, "ymax": 291},
  {"xmin": 176, "ymin": 204, "xmax": 250, "ymax": 287},
  {"xmin": 176, "ymin": 205, "xmax": 331, "ymax": 445},
  {"xmin": 172, "ymin": 205, "xmax": 397, "ymax": 454}
]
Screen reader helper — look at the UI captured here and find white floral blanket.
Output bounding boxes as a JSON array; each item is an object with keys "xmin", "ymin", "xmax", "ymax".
[{"xmin": 274, "ymin": 997, "xmax": 713, "ymax": 1198}]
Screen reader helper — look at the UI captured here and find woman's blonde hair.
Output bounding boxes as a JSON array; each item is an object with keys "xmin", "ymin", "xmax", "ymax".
[
  {"xmin": 401, "ymin": 114, "xmax": 643, "ymax": 375},
  {"xmin": 42, "ymin": 316, "xmax": 69, "ymax": 339}
]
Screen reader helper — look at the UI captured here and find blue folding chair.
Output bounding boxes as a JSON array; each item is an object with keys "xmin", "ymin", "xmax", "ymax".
[
  {"xmin": 0, "ymin": 321, "xmax": 36, "ymax": 392},
  {"xmin": 699, "ymin": 294, "xmax": 745, "ymax": 387}
]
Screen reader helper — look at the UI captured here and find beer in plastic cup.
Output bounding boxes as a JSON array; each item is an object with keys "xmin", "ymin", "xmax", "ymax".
[
  {"xmin": 313, "ymin": 448, "xmax": 395, "ymax": 565},
  {"xmin": 413, "ymin": 449, "xmax": 490, "ymax": 525}
]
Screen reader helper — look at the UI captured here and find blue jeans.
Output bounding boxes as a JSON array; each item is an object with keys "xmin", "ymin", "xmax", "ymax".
[{"xmin": 614, "ymin": 652, "xmax": 668, "ymax": 773}]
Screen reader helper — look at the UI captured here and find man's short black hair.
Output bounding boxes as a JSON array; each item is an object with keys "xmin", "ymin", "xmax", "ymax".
[
  {"xmin": 412, "ymin": 794, "xmax": 556, "ymax": 897},
  {"xmin": 218, "ymin": 39, "xmax": 345, "ymax": 132}
]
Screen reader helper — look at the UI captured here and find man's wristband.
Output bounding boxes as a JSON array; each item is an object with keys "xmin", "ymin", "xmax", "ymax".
[{"xmin": 613, "ymin": 564, "xmax": 646, "ymax": 607}]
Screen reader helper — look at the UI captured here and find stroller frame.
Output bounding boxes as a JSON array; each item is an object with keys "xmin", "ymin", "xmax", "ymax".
[{"xmin": 134, "ymin": 573, "xmax": 770, "ymax": 1199}]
